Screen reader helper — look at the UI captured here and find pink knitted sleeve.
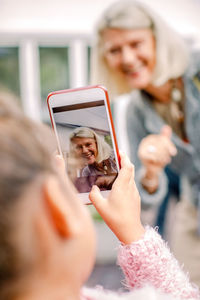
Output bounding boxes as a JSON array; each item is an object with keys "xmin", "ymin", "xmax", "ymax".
[{"xmin": 117, "ymin": 227, "xmax": 200, "ymax": 299}]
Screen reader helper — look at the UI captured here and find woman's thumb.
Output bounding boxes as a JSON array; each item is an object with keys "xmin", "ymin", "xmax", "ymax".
[
  {"xmin": 160, "ymin": 125, "xmax": 177, "ymax": 156},
  {"xmin": 160, "ymin": 125, "xmax": 172, "ymax": 139}
]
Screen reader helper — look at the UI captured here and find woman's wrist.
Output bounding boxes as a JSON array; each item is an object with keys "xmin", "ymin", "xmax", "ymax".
[{"xmin": 141, "ymin": 168, "xmax": 159, "ymax": 194}]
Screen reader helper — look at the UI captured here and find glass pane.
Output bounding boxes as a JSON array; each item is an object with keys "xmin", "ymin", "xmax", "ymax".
[
  {"xmin": 39, "ymin": 47, "xmax": 70, "ymax": 121},
  {"xmin": 0, "ymin": 47, "xmax": 20, "ymax": 99}
]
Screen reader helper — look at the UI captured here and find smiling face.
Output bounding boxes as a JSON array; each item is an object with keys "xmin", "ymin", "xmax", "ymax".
[
  {"xmin": 72, "ymin": 137, "xmax": 98, "ymax": 165},
  {"xmin": 102, "ymin": 28, "xmax": 156, "ymax": 89}
]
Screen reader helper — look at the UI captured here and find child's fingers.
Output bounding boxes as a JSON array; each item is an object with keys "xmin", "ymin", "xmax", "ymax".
[
  {"xmin": 54, "ymin": 154, "xmax": 66, "ymax": 177},
  {"xmin": 129, "ymin": 164, "xmax": 136, "ymax": 185},
  {"xmin": 116, "ymin": 153, "xmax": 135, "ymax": 186},
  {"xmin": 120, "ymin": 151, "xmax": 131, "ymax": 167},
  {"xmin": 89, "ymin": 185, "xmax": 106, "ymax": 209}
]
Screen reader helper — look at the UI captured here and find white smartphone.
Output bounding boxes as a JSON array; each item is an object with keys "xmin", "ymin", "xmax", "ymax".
[{"xmin": 47, "ymin": 85, "xmax": 120, "ymax": 204}]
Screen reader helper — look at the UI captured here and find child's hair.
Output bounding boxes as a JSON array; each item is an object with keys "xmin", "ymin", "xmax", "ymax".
[{"xmin": 0, "ymin": 97, "xmax": 56, "ymax": 299}]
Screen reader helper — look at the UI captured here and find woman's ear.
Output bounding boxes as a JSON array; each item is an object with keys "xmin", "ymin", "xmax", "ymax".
[{"xmin": 42, "ymin": 176, "xmax": 79, "ymax": 239}]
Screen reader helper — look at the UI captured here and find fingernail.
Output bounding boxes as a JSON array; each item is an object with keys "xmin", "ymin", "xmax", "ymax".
[{"xmin": 92, "ymin": 185, "xmax": 98, "ymax": 191}]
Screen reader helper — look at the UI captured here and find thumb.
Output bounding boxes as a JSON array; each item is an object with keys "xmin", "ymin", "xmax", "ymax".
[
  {"xmin": 54, "ymin": 154, "xmax": 66, "ymax": 177},
  {"xmin": 160, "ymin": 125, "xmax": 172, "ymax": 139},
  {"xmin": 89, "ymin": 185, "xmax": 105, "ymax": 209},
  {"xmin": 160, "ymin": 125, "xmax": 177, "ymax": 156}
]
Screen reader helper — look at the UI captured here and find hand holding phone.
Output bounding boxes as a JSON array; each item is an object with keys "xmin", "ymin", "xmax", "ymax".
[
  {"xmin": 89, "ymin": 152, "xmax": 145, "ymax": 244},
  {"xmin": 47, "ymin": 85, "xmax": 120, "ymax": 204}
]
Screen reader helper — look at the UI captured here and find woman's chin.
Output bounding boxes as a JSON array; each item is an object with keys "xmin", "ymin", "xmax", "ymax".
[
  {"xmin": 126, "ymin": 72, "xmax": 152, "ymax": 89},
  {"xmin": 86, "ymin": 158, "xmax": 95, "ymax": 165}
]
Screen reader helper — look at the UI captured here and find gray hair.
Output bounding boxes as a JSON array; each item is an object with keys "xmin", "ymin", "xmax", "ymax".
[
  {"xmin": 70, "ymin": 127, "xmax": 112, "ymax": 163},
  {"xmin": 90, "ymin": 0, "xmax": 189, "ymax": 99}
]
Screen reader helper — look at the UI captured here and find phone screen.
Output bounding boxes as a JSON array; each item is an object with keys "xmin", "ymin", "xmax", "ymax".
[{"xmin": 52, "ymin": 99, "xmax": 118, "ymax": 194}]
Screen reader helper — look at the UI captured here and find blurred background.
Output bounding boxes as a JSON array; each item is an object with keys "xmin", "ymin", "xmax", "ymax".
[
  {"xmin": 0, "ymin": 0, "xmax": 200, "ymax": 290},
  {"xmin": 0, "ymin": 0, "xmax": 200, "ymax": 123}
]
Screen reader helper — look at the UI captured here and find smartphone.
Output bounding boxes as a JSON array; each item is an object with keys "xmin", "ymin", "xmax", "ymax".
[{"xmin": 47, "ymin": 85, "xmax": 120, "ymax": 204}]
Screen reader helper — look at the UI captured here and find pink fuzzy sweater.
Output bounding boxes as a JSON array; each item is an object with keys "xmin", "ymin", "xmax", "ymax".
[{"xmin": 81, "ymin": 227, "xmax": 200, "ymax": 300}]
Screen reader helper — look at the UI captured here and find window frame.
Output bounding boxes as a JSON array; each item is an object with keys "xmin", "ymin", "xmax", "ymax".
[{"xmin": 0, "ymin": 32, "xmax": 92, "ymax": 121}]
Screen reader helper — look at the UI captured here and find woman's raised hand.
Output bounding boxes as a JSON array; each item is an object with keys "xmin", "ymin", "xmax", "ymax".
[
  {"xmin": 89, "ymin": 152, "xmax": 145, "ymax": 244},
  {"xmin": 138, "ymin": 125, "xmax": 177, "ymax": 193}
]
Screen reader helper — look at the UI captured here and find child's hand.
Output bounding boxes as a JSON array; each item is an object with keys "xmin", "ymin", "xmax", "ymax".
[
  {"xmin": 89, "ymin": 153, "xmax": 145, "ymax": 244},
  {"xmin": 54, "ymin": 154, "xmax": 66, "ymax": 177},
  {"xmin": 53, "ymin": 154, "xmax": 78, "ymax": 194}
]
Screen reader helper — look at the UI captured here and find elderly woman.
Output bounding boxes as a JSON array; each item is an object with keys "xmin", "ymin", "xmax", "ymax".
[
  {"xmin": 69, "ymin": 127, "xmax": 118, "ymax": 192},
  {"xmin": 91, "ymin": 0, "xmax": 200, "ymax": 286}
]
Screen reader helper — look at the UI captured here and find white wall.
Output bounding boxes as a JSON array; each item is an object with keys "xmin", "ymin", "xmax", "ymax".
[{"xmin": 0, "ymin": 0, "xmax": 200, "ymax": 45}]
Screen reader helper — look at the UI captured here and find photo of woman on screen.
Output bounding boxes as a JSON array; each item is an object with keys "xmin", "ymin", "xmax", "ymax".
[{"xmin": 69, "ymin": 127, "xmax": 117, "ymax": 192}]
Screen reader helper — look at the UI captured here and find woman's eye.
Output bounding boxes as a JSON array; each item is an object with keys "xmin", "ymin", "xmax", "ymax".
[
  {"xmin": 109, "ymin": 47, "xmax": 121, "ymax": 55},
  {"xmin": 76, "ymin": 145, "xmax": 82, "ymax": 150},
  {"xmin": 86, "ymin": 143, "xmax": 91, "ymax": 147},
  {"xmin": 130, "ymin": 41, "xmax": 142, "ymax": 48}
]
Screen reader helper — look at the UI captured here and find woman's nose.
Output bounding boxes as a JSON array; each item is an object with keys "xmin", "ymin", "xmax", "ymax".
[
  {"xmin": 121, "ymin": 46, "xmax": 136, "ymax": 66},
  {"xmin": 82, "ymin": 146, "xmax": 88, "ymax": 153}
]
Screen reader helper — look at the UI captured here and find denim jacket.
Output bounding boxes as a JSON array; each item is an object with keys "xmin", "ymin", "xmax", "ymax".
[{"xmin": 112, "ymin": 52, "xmax": 200, "ymax": 231}]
